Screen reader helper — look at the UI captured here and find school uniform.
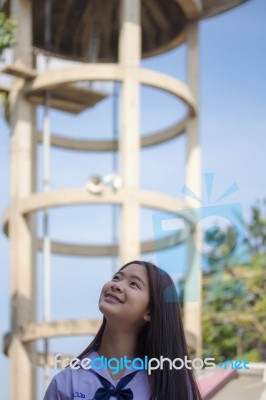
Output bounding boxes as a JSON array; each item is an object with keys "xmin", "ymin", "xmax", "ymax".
[{"xmin": 43, "ymin": 351, "xmax": 151, "ymax": 400}]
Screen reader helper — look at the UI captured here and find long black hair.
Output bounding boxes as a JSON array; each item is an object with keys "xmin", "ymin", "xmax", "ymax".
[{"xmin": 76, "ymin": 260, "xmax": 202, "ymax": 400}]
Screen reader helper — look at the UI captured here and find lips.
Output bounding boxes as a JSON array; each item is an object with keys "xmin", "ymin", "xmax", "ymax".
[{"xmin": 105, "ymin": 292, "xmax": 124, "ymax": 303}]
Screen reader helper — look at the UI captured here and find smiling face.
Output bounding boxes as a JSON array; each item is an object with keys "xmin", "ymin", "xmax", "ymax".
[{"xmin": 98, "ymin": 263, "xmax": 151, "ymax": 330}]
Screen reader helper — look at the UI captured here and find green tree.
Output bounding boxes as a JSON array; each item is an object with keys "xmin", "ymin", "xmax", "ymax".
[
  {"xmin": 0, "ymin": 12, "xmax": 16, "ymax": 56},
  {"xmin": 202, "ymin": 201, "xmax": 266, "ymax": 363},
  {"xmin": 0, "ymin": 12, "xmax": 17, "ymax": 105},
  {"xmin": 247, "ymin": 199, "xmax": 266, "ymax": 255},
  {"xmin": 203, "ymin": 262, "xmax": 266, "ymax": 362}
]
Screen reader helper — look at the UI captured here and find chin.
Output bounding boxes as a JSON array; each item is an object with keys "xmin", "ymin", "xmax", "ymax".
[{"xmin": 98, "ymin": 300, "xmax": 113, "ymax": 315}]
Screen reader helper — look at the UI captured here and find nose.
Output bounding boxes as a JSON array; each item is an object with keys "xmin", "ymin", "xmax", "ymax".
[{"xmin": 111, "ymin": 281, "xmax": 123, "ymax": 292}]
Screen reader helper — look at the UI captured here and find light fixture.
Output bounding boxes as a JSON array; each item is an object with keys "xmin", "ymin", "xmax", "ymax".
[{"xmin": 86, "ymin": 172, "xmax": 122, "ymax": 194}]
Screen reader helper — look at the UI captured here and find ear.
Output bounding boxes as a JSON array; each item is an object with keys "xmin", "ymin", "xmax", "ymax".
[{"xmin": 144, "ymin": 311, "xmax": 151, "ymax": 322}]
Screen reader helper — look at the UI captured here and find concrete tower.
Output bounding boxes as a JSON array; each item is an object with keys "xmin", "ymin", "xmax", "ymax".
[{"xmin": 0, "ymin": 0, "xmax": 249, "ymax": 398}]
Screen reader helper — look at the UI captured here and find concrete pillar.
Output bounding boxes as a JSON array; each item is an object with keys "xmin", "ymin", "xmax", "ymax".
[
  {"xmin": 118, "ymin": 0, "xmax": 141, "ymax": 264},
  {"xmin": 184, "ymin": 22, "xmax": 202, "ymax": 357},
  {"xmin": 9, "ymin": 0, "xmax": 36, "ymax": 398}
]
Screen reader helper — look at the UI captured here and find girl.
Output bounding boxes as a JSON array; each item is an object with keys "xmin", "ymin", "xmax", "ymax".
[{"xmin": 44, "ymin": 260, "xmax": 202, "ymax": 399}]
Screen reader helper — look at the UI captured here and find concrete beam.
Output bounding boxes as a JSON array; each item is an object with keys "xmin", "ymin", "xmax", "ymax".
[
  {"xmin": 184, "ymin": 22, "xmax": 202, "ymax": 358},
  {"xmin": 35, "ymin": 116, "xmax": 188, "ymax": 152},
  {"xmin": 25, "ymin": 65, "xmax": 195, "ymax": 114},
  {"xmin": 3, "ymin": 188, "xmax": 196, "ymax": 235},
  {"xmin": 9, "ymin": 0, "xmax": 37, "ymax": 398},
  {"xmin": 175, "ymin": 0, "xmax": 202, "ymax": 18}
]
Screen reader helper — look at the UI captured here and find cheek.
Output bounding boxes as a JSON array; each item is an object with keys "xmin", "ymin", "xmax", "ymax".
[
  {"xmin": 141, "ymin": 294, "xmax": 150, "ymax": 312},
  {"xmin": 133, "ymin": 293, "xmax": 150, "ymax": 311},
  {"xmin": 99, "ymin": 283, "xmax": 108, "ymax": 300}
]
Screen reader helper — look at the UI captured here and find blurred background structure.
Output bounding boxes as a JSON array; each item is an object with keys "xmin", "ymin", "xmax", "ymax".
[{"xmin": 1, "ymin": 0, "xmax": 266, "ymax": 399}]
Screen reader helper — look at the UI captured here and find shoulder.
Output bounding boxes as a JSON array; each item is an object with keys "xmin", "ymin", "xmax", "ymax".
[
  {"xmin": 43, "ymin": 363, "xmax": 93, "ymax": 400},
  {"xmin": 43, "ymin": 367, "xmax": 77, "ymax": 399}
]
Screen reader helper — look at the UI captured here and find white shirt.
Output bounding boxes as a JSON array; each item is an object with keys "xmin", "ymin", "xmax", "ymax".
[{"xmin": 43, "ymin": 351, "xmax": 151, "ymax": 400}]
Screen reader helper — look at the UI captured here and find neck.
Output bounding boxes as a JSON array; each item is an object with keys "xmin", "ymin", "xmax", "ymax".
[{"xmin": 98, "ymin": 321, "xmax": 138, "ymax": 360}]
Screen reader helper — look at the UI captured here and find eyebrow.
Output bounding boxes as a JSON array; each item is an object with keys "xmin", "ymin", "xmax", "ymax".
[{"xmin": 115, "ymin": 271, "xmax": 146, "ymax": 287}]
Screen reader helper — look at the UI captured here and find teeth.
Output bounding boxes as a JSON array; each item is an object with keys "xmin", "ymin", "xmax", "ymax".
[{"xmin": 106, "ymin": 294, "xmax": 122, "ymax": 303}]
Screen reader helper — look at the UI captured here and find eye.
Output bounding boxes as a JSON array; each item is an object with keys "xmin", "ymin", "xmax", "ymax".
[
  {"xmin": 130, "ymin": 281, "xmax": 141, "ymax": 289},
  {"xmin": 112, "ymin": 275, "xmax": 120, "ymax": 281}
]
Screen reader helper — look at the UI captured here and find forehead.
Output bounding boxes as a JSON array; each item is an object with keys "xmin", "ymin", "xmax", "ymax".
[{"xmin": 120, "ymin": 263, "xmax": 148, "ymax": 282}]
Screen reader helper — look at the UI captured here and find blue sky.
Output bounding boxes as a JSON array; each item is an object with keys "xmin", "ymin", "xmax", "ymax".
[{"xmin": 0, "ymin": 0, "xmax": 266, "ymax": 398}]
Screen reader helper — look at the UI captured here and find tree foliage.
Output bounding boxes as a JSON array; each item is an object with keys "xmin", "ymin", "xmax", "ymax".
[
  {"xmin": 247, "ymin": 199, "xmax": 266, "ymax": 255},
  {"xmin": 0, "ymin": 12, "xmax": 17, "ymax": 106},
  {"xmin": 202, "ymin": 201, "xmax": 266, "ymax": 362},
  {"xmin": 0, "ymin": 12, "xmax": 17, "ymax": 56}
]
